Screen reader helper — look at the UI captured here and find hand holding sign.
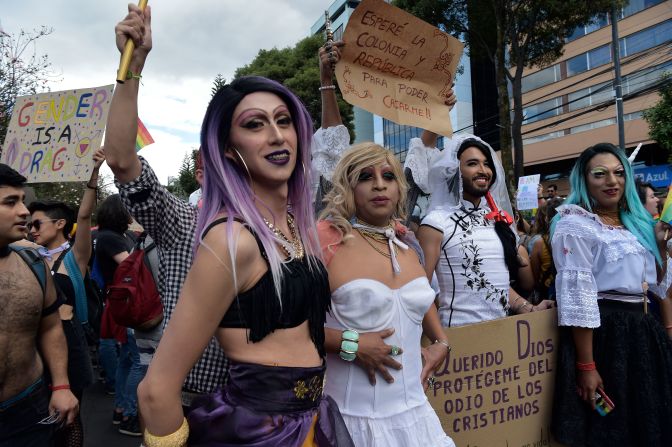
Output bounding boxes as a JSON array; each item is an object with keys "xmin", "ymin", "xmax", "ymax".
[{"xmin": 115, "ymin": 1, "xmax": 152, "ymax": 82}]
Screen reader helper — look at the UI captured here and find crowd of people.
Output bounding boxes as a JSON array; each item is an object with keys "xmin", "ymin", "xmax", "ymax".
[{"xmin": 2, "ymin": 4, "xmax": 672, "ymax": 447}]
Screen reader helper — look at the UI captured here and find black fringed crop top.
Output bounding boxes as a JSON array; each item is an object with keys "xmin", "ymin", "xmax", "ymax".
[{"xmin": 204, "ymin": 217, "xmax": 331, "ymax": 356}]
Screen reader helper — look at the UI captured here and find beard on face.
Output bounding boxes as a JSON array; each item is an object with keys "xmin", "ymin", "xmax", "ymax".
[{"xmin": 462, "ymin": 174, "xmax": 491, "ymax": 199}]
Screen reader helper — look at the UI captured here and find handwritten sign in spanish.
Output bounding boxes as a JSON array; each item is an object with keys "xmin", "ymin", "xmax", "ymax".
[
  {"xmin": 0, "ymin": 85, "xmax": 114, "ymax": 183},
  {"xmin": 426, "ymin": 309, "xmax": 560, "ymax": 446},
  {"xmin": 517, "ymin": 174, "xmax": 541, "ymax": 211},
  {"xmin": 335, "ymin": 0, "xmax": 463, "ymax": 136}
]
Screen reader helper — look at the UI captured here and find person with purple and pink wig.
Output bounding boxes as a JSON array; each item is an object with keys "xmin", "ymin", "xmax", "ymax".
[{"xmin": 135, "ymin": 26, "xmax": 353, "ymax": 447}]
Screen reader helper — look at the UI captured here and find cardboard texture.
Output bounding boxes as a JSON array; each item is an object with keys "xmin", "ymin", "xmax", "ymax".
[
  {"xmin": 426, "ymin": 309, "xmax": 562, "ymax": 446},
  {"xmin": 0, "ymin": 85, "xmax": 114, "ymax": 183},
  {"xmin": 335, "ymin": 0, "xmax": 463, "ymax": 136}
]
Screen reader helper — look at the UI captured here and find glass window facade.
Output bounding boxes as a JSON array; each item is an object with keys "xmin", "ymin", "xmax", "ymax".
[
  {"xmin": 566, "ymin": 0, "xmax": 664, "ymax": 42},
  {"xmin": 382, "ymin": 119, "xmax": 444, "ymax": 163},
  {"xmin": 521, "ymin": 65, "xmax": 561, "ymax": 93},
  {"xmin": 523, "ymin": 97, "xmax": 562, "ymax": 124},
  {"xmin": 524, "ymin": 19, "xmax": 671, "ymax": 92}
]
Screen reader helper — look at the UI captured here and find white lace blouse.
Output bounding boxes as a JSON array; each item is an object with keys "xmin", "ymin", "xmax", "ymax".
[
  {"xmin": 311, "ymin": 125, "xmax": 350, "ymax": 187},
  {"xmin": 551, "ymin": 205, "xmax": 657, "ymax": 328}
]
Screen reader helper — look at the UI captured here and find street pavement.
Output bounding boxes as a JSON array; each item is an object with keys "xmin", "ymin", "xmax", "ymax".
[{"xmin": 82, "ymin": 381, "xmax": 140, "ymax": 447}]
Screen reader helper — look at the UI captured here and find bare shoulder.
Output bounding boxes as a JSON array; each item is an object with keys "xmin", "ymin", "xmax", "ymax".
[{"xmin": 199, "ymin": 217, "xmax": 260, "ymax": 268}]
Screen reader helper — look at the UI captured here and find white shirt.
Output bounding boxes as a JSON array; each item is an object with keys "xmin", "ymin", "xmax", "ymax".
[
  {"xmin": 423, "ymin": 199, "xmax": 510, "ymax": 327},
  {"xmin": 551, "ymin": 205, "xmax": 656, "ymax": 328}
]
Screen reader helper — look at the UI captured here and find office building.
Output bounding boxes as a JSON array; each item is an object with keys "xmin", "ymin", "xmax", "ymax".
[{"xmin": 519, "ymin": 0, "xmax": 672, "ymax": 190}]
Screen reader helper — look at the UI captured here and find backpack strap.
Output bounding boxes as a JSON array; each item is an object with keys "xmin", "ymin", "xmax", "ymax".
[
  {"xmin": 62, "ymin": 250, "xmax": 89, "ymax": 324},
  {"xmin": 8, "ymin": 245, "xmax": 60, "ymax": 316},
  {"xmin": 10, "ymin": 245, "xmax": 47, "ymax": 298},
  {"xmin": 51, "ymin": 249, "xmax": 69, "ymax": 274}
]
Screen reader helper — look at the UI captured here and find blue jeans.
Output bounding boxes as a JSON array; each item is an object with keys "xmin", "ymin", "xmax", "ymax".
[
  {"xmin": 116, "ymin": 330, "xmax": 146, "ymax": 417},
  {"xmin": 0, "ymin": 379, "xmax": 54, "ymax": 447},
  {"xmin": 98, "ymin": 338, "xmax": 118, "ymax": 391}
]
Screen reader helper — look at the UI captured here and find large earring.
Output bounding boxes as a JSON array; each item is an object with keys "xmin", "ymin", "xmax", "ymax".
[{"xmin": 232, "ymin": 148, "xmax": 251, "ymax": 182}]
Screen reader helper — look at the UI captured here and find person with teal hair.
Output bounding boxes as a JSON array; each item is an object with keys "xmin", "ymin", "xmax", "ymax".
[{"xmin": 550, "ymin": 143, "xmax": 672, "ymax": 446}]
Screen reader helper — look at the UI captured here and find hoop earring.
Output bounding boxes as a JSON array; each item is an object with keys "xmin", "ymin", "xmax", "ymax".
[{"xmin": 232, "ymin": 148, "xmax": 251, "ymax": 182}]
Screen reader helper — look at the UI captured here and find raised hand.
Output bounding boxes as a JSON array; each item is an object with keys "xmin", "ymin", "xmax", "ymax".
[
  {"xmin": 319, "ymin": 40, "xmax": 344, "ymax": 84},
  {"xmin": 115, "ymin": 3, "xmax": 152, "ymax": 70}
]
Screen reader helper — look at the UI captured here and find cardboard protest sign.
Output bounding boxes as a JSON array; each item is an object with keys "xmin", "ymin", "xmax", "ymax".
[
  {"xmin": 426, "ymin": 309, "xmax": 560, "ymax": 446},
  {"xmin": 517, "ymin": 174, "xmax": 541, "ymax": 211},
  {"xmin": 335, "ymin": 0, "xmax": 463, "ymax": 137},
  {"xmin": 0, "ymin": 85, "xmax": 114, "ymax": 183}
]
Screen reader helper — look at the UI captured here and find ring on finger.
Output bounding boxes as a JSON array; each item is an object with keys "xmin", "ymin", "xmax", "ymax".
[
  {"xmin": 390, "ymin": 345, "xmax": 401, "ymax": 356},
  {"xmin": 427, "ymin": 376, "xmax": 436, "ymax": 387}
]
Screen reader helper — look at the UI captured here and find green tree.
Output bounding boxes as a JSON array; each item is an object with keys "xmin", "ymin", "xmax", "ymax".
[
  {"xmin": 211, "ymin": 73, "xmax": 226, "ymax": 98},
  {"xmin": 234, "ymin": 34, "xmax": 354, "ymax": 139},
  {"xmin": 644, "ymin": 74, "xmax": 672, "ymax": 162},
  {"xmin": 30, "ymin": 172, "xmax": 113, "ymax": 207},
  {"xmin": 394, "ymin": 0, "xmax": 619, "ymax": 195},
  {"xmin": 0, "ymin": 26, "xmax": 58, "ymax": 146},
  {"xmin": 166, "ymin": 149, "xmax": 199, "ymax": 199}
]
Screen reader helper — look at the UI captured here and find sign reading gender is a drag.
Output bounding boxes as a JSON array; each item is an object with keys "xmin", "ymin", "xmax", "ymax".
[
  {"xmin": 0, "ymin": 85, "xmax": 114, "ymax": 183},
  {"xmin": 426, "ymin": 309, "xmax": 561, "ymax": 446},
  {"xmin": 335, "ymin": 0, "xmax": 463, "ymax": 136}
]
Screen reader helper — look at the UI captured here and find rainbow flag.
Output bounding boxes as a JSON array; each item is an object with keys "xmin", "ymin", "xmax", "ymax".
[
  {"xmin": 660, "ymin": 186, "xmax": 672, "ymax": 224},
  {"xmin": 136, "ymin": 118, "xmax": 154, "ymax": 152}
]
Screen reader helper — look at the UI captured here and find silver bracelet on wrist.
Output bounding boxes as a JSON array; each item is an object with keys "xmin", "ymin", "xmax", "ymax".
[{"xmin": 318, "ymin": 84, "xmax": 336, "ymax": 91}]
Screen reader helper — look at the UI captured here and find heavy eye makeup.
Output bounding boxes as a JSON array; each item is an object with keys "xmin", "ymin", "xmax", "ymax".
[{"xmin": 589, "ymin": 166, "xmax": 625, "ymax": 178}]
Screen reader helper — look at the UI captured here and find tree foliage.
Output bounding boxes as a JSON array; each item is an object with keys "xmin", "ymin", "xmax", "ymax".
[
  {"xmin": 393, "ymin": 0, "xmax": 620, "ymax": 194},
  {"xmin": 643, "ymin": 74, "xmax": 672, "ymax": 162},
  {"xmin": 234, "ymin": 34, "xmax": 354, "ymax": 139},
  {"xmin": 166, "ymin": 149, "xmax": 199, "ymax": 199},
  {"xmin": 0, "ymin": 26, "xmax": 59, "ymax": 146},
  {"xmin": 211, "ymin": 73, "xmax": 227, "ymax": 98},
  {"xmin": 30, "ymin": 172, "xmax": 114, "ymax": 208}
]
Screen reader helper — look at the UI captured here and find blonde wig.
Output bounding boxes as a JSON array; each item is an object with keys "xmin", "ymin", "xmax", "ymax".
[{"xmin": 319, "ymin": 142, "xmax": 408, "ymax": 242}]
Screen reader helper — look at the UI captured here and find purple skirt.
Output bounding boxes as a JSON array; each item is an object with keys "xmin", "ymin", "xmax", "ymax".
[{"xmin": 187, "ymin": 361, "xmax": 354, "ymax": 447}]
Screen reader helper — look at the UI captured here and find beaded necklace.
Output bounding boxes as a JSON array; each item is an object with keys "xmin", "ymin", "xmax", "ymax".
[
  {"xmin": 352, "ymin": 218, "xmax": 408, "ymax": 274},
  {"xmin": 263, "ymin": 214, "xmax": 304, "ymax": 260}
]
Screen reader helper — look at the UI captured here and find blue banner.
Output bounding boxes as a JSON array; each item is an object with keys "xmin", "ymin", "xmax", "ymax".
[{"xmin": 633, "ymin": 164, "xmax": 672, "ymax": 188}]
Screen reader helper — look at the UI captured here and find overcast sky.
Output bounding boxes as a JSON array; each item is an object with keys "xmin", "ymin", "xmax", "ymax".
[{"xmin": 2, "ymin": 0, "xmax": 330, "ymax": 185}]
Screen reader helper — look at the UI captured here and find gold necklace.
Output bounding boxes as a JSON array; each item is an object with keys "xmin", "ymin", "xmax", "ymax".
[
  {"xmin": 595, "ymin": 209, "xmax": 622, "ymax": 227},
  {"xmin": 358, "ymin": 230, "xmax": 396, "ymax": 259},
  {"xmin": 263, "ymin": 214, "xmax": 304, "ymax": 260}
]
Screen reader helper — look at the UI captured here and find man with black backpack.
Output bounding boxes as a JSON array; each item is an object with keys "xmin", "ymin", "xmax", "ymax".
[{"xmin": 0, "ymin": 163, "xmax": 78, "ymax": 447}]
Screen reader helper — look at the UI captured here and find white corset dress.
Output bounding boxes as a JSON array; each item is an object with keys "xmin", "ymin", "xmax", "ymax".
[{"xmin": 325, "ymin": 277, "xmax": 455, "ymax": 447}]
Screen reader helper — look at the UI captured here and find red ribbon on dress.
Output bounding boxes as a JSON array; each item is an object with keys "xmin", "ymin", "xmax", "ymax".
[{"xmin": 484, "ymin": 192, "xmax": 514, "ymax": 225}]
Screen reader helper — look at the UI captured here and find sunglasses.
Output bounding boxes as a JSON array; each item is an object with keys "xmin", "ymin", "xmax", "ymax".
[{"xmin": 27, "ymin": 219, "xmax": 59, "ymax": 231}]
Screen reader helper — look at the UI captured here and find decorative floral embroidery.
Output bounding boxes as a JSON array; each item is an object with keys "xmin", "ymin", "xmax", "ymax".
[
  {"xmin": 563, "ymin": 247, "xmax": 573, "ymax": 255},
  {"xmin": 293, "ymin": 375, "xmax": 323, "ymax": 401},
  {"xmin": 293, "ymin": 380, "xmax": 308, "ymax": 399},
  {"xmin": 458, "ymin": 209, "xmax": 508, "ymax": 311}
]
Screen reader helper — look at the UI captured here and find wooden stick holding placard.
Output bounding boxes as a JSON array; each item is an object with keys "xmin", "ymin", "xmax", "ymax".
[{"xmin": 116, "ymin": 0, "xmax": 149, "ymax": 83}]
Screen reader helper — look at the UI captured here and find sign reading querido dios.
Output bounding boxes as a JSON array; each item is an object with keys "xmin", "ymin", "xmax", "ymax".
[
  {"xmin": 427, "ymin": 309, "xmax": 562, "ymax": 446},
  {"xmin": 336, "ymin": 0, "xmax": 463, "ymax": 137},
  {"xmin": 0, "ymin": 85, "xmax": 114, "ymax": 183}
]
